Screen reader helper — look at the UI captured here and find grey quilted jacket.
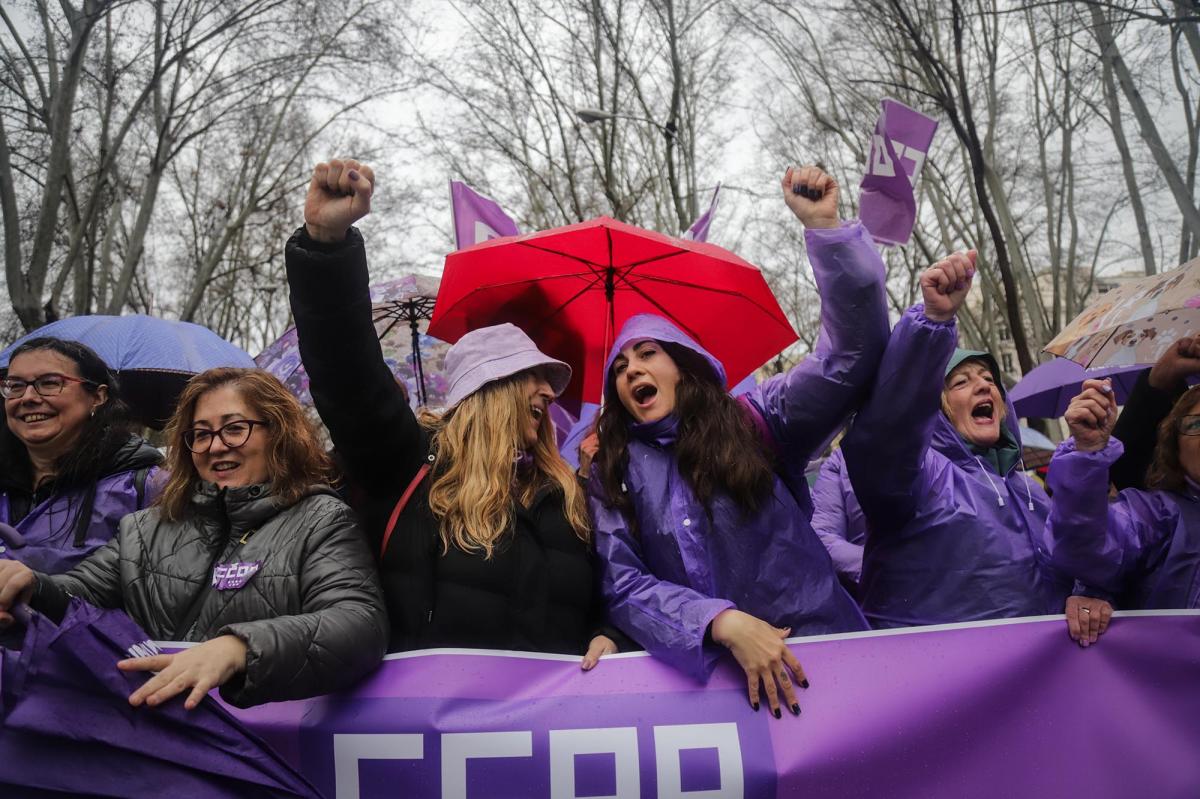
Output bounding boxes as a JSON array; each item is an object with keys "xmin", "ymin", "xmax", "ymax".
[{"xmin": 33, "ymin": 481, "xmax": 388, "ymax": 707}]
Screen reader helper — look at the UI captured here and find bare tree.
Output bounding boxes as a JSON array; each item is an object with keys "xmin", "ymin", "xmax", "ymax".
[{"xmin": 0, "ymin": 0, "xmax": 418, "ymax": 337}]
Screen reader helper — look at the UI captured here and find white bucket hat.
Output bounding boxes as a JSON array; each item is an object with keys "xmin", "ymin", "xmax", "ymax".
[{"xmin": 443, "ymin": 323, "xmax": 572, "ymax": 407}]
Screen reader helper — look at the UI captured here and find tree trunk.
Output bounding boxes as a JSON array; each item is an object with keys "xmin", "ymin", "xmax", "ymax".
[{"xmin": 1090, "ymin": 3, "xmax": 1200, "ymax": 242}]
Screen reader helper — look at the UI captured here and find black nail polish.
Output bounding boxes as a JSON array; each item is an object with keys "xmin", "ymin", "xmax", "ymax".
[
  {"xmin": 751, "ymin": 700, "xmax": 760, "ymax": 711},
  {"xmin": 772, "ymin": 707, "xmax": 782, "ymax": 719},
  {"xmin": 791, "ymin": 184, "xmax": 803, "ymax": 195},
  {"xmin": 800, "ymin": 679, "xmax": 810, "ymax": 689},
  {"xmin": 790, "ymin": 703, "xmax": 800, "ymax": 716}
]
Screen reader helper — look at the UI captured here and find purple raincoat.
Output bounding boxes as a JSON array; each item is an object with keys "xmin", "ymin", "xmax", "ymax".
[
  {"xmin": 0, "ymin": 436, "xmax": 162, "ymax": 574},
  {"xmin": 842, "ymin": 307, "xmax": 1073, "ymax": 628},
  {"xmin": 810, "ymin": 448, "xmax": 866, "ymax": 585},
  {"xmin": 590, "ymin": 221, "xmax": 887, "ymax": 681},
  {"xmin": 1046, "ymin": 437, "xmax": 1200, "ymax": 608}
]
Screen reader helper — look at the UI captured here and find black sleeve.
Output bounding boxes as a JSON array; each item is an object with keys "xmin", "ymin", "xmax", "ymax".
[
  {"xmin": 285, "ymin": 226, "xmax": 425, "ymax": 507},
  {"xmin": 1110, "ymin": 369, "xmax": 1180, "ymax": 491}
]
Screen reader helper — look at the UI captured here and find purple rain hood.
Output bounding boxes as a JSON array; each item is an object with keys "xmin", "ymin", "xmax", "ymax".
[
  {"xmin": 1047, "ymin": 437, "xmax": 1200, "ymax": 609},
  {"xmin": 589, "ymin": 221, "xmax": 890, "ymax": 681},
  {"xmin": 0, "ymin": 434, "xmax": 162, "ymax": 574},
  {"xmin": 842, "ymin": 307, "xmax": 1075, "ymax": 628}
]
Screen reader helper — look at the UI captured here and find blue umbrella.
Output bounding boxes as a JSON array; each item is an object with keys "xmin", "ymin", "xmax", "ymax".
[{"xmin": 1, "ymin": 315, "xmax": 255, "ymax": 428}]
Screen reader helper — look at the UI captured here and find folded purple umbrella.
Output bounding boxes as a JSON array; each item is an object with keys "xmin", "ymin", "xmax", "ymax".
[
  {"xmin": 1009, "ymin": 359, "xmax": 1147, "ymax": 418},
  {"xmin": 0, "ymin": 600, "xmax": 323, "ymax": 798}
]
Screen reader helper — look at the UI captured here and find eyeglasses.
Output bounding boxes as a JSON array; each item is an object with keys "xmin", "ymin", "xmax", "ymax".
[
  {"xmin": 1181, "ymin": 415, "xmax": 1200, "ymax": 436},
  {"xmin": 182, "ymin": 420, "xmax": 269, "ymax": 453},
  {"xmin": 0, "ymin": 373, "xmax": 96, "ymax": 399}
]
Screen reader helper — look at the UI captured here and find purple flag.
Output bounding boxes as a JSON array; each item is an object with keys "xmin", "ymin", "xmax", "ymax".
[
  {"xmin": 217, "ymin": 612, "xmax": 1200, "ymax": 797},
  {"xmin": 859, "ymin": 98, "xmax": 939, "ymax": 246},
  {"xmin": 681, "ymin": 183, "xmax": 721, "ymax": 242},
  {"xmin": 450, "ymin": 181, "xmax": 520, "ymax": 249}
]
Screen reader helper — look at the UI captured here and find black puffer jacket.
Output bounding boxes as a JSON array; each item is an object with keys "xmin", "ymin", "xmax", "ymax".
[
  {"xmin": 286, "ymin": 226, "xmax": 622, "ymax": 654},
  {"xmin": 31, "ymin": 482, "xmax": 388, "ymax": 708}
]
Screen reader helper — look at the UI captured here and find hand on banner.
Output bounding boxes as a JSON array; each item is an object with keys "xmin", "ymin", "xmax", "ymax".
[
  {"xmin": 0, "ymin": 560, "xmax": 36, "ymax": 626},
  {"xmin": 781, "ymin": 165, "xmax": 839, "ymax": 229},
  {"xmin": 1149, "ymin": 336, "xmax": 1200, "ymax": 391},
  {"xmin": 304, "ymin": 158, "xmax": 376, "ymax": 243},
  {"xmin": 710, "ymin": 609, "xmax": 807, "ymax": 718},
  {"xmin": 1065, "ymin": 379, "xmax": 1117, "ymax": 453},
  {"xmin": 1064, "ymin": 595, "xmax": 1113, "ymax": 647},
  {"xmin": 121, "ymin": 634, "xmax": 249, "ymax": 710},
  {"xmin": 920, "ymin": 250, "xmax": 976, "ymax": 322},
  {"xmin": 580, "ymin": 634, "xmax": 618, "ymax": 671}
]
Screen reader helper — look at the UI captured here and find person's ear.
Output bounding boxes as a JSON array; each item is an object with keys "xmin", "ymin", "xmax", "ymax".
[{"xmin": 93, "ymin": 384, "xmax": 109, "ymax": 412}]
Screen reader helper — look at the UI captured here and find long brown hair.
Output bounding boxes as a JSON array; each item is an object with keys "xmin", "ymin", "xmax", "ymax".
[
  {"xmin": 158, "ymin": 368, "xmax": 333, "ymax": 520},
  {"xmin": 594, "ymin": 341, "xmax": 775, "ymax": 528},
  {"xmin": 1146, "ymin": 386, "xmax": 1200, "ymax": 492},
  {"xmin": 420, "ymin": 373, "xmax": 589, "ymax": 558}
]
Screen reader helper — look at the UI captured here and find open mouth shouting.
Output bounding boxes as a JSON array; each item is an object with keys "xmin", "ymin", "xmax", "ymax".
[
  {"xmin": 631, "ymin": 383, "xmax": 658, "ymax": 408},
  {"xmin": 970, "ymin": 400, "xmax": 995, "ymax": 425}
]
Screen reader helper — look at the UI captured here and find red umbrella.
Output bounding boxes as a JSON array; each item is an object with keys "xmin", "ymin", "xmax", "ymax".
[{"xmin": 428, "ymin": 216, "xmax": 797, "ymax": 402}]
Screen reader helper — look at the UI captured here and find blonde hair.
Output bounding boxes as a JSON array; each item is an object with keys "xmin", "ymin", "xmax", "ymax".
[
  {"xmin": 420, "ymin": 374, "xmax": 589, "ymax": 558},
  {"xmin": 159, "ymin": 368, "xmax": 334, "ymax": 521}
]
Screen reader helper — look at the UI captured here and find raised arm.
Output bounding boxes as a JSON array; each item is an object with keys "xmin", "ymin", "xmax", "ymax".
[
  {"xmin": 842, "ymin": 253, "xmax": 974, "ymax": 529},
  {"xmin": 750, "ymin": 167, "xmax": 890, "ymax": 464},
  {"xmin": 1048, "ymin": 380, "xmax": 1172, "ymax": 592},
  {"xmin": 1110, "ymin": 337, "xmax": 1200, "ymax": 489},
  {"xmin": 285, "ymin": 160, "xmax": 424, "ymax": 496}
]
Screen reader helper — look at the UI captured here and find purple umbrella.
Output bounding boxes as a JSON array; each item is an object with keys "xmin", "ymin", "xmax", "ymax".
[
  {"xmin": 0, "ymin": 599, "xmax": 322, "ymax": 798},
  {"xmin": 1009, "ymin": 359, "xmax": 1146, "ymax": 418}
]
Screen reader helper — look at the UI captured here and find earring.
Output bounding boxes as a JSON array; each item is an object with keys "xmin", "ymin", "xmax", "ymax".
[{"xmin": 90, "ymin": 408, "xmax": 96, "ymax": 417}]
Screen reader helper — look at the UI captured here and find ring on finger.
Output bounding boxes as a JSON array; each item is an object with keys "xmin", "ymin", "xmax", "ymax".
[{"xmin": 1081, "ymin": 608, "xmax": 1092, "ymax": 614}]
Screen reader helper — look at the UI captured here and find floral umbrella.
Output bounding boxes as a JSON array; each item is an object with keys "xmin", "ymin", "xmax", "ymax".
[
  {"xmin": 1044, "ymin": 256, "xmax": 1200, "ymax": 368},
  {"xmin": 257, "ymin": 274, "xmax": 451, "ymax": 444}
]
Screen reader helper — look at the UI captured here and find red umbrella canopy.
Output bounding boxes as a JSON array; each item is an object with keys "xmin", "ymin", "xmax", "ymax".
[{"xmin": 429, "ymin": 216, "xmax": 798, "ymax": 402}]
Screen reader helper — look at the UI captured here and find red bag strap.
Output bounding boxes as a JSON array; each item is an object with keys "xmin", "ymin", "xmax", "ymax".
[{"xmin": 380, "ymin": 455, "xmax": 434, "ymax": 559}]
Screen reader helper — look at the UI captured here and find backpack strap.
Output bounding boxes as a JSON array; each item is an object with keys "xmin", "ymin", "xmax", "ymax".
[
  {"xmin": 380, "ymin": 454, "xmax": 435, "ymax": 559},
  {"xmin": 133, "ymin": 466, "xmax": 151, "ymax": 508}
]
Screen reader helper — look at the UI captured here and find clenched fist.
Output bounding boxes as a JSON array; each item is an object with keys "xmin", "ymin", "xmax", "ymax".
[{"xmin": 304, "ymin": 159, "xmax": 376, "ymax": 243}]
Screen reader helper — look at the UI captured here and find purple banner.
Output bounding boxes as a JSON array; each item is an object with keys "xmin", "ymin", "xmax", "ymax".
[
  {"xmin": 859, "ymin": 98, "xmax": 938, "ymax": 246},
  {"xmin": 681, "ymin": 184, "xmax": 721, "ymax": 243},
  {"xmin": 450, "ymin": 181, "xmax": 520, "ymax": 250},
  {"xmin": 204, "ymin": 613, "xmax": 1200, "ymax": 798}
]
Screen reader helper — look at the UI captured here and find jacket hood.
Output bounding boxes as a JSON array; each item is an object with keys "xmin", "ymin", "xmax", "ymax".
[
  {"xmin": 103, "ymin": 434, "xmax": 163, "ymax": 477},
  {"xmin": 190, "ymin": 481, "xmax": 340, "ymax": 537},
  {"xmin": 933, "ymin": 348, "xmax": 1024, "ymax": 471},
  {"xmin": 603, "ymin": 314, "xmax": 727, "ymax": 403}
]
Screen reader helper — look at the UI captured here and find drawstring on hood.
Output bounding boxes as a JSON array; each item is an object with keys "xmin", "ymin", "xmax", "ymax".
[{"xmin": 973, "ymin": 456, "xmax": 1007, "ymax": 507}]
